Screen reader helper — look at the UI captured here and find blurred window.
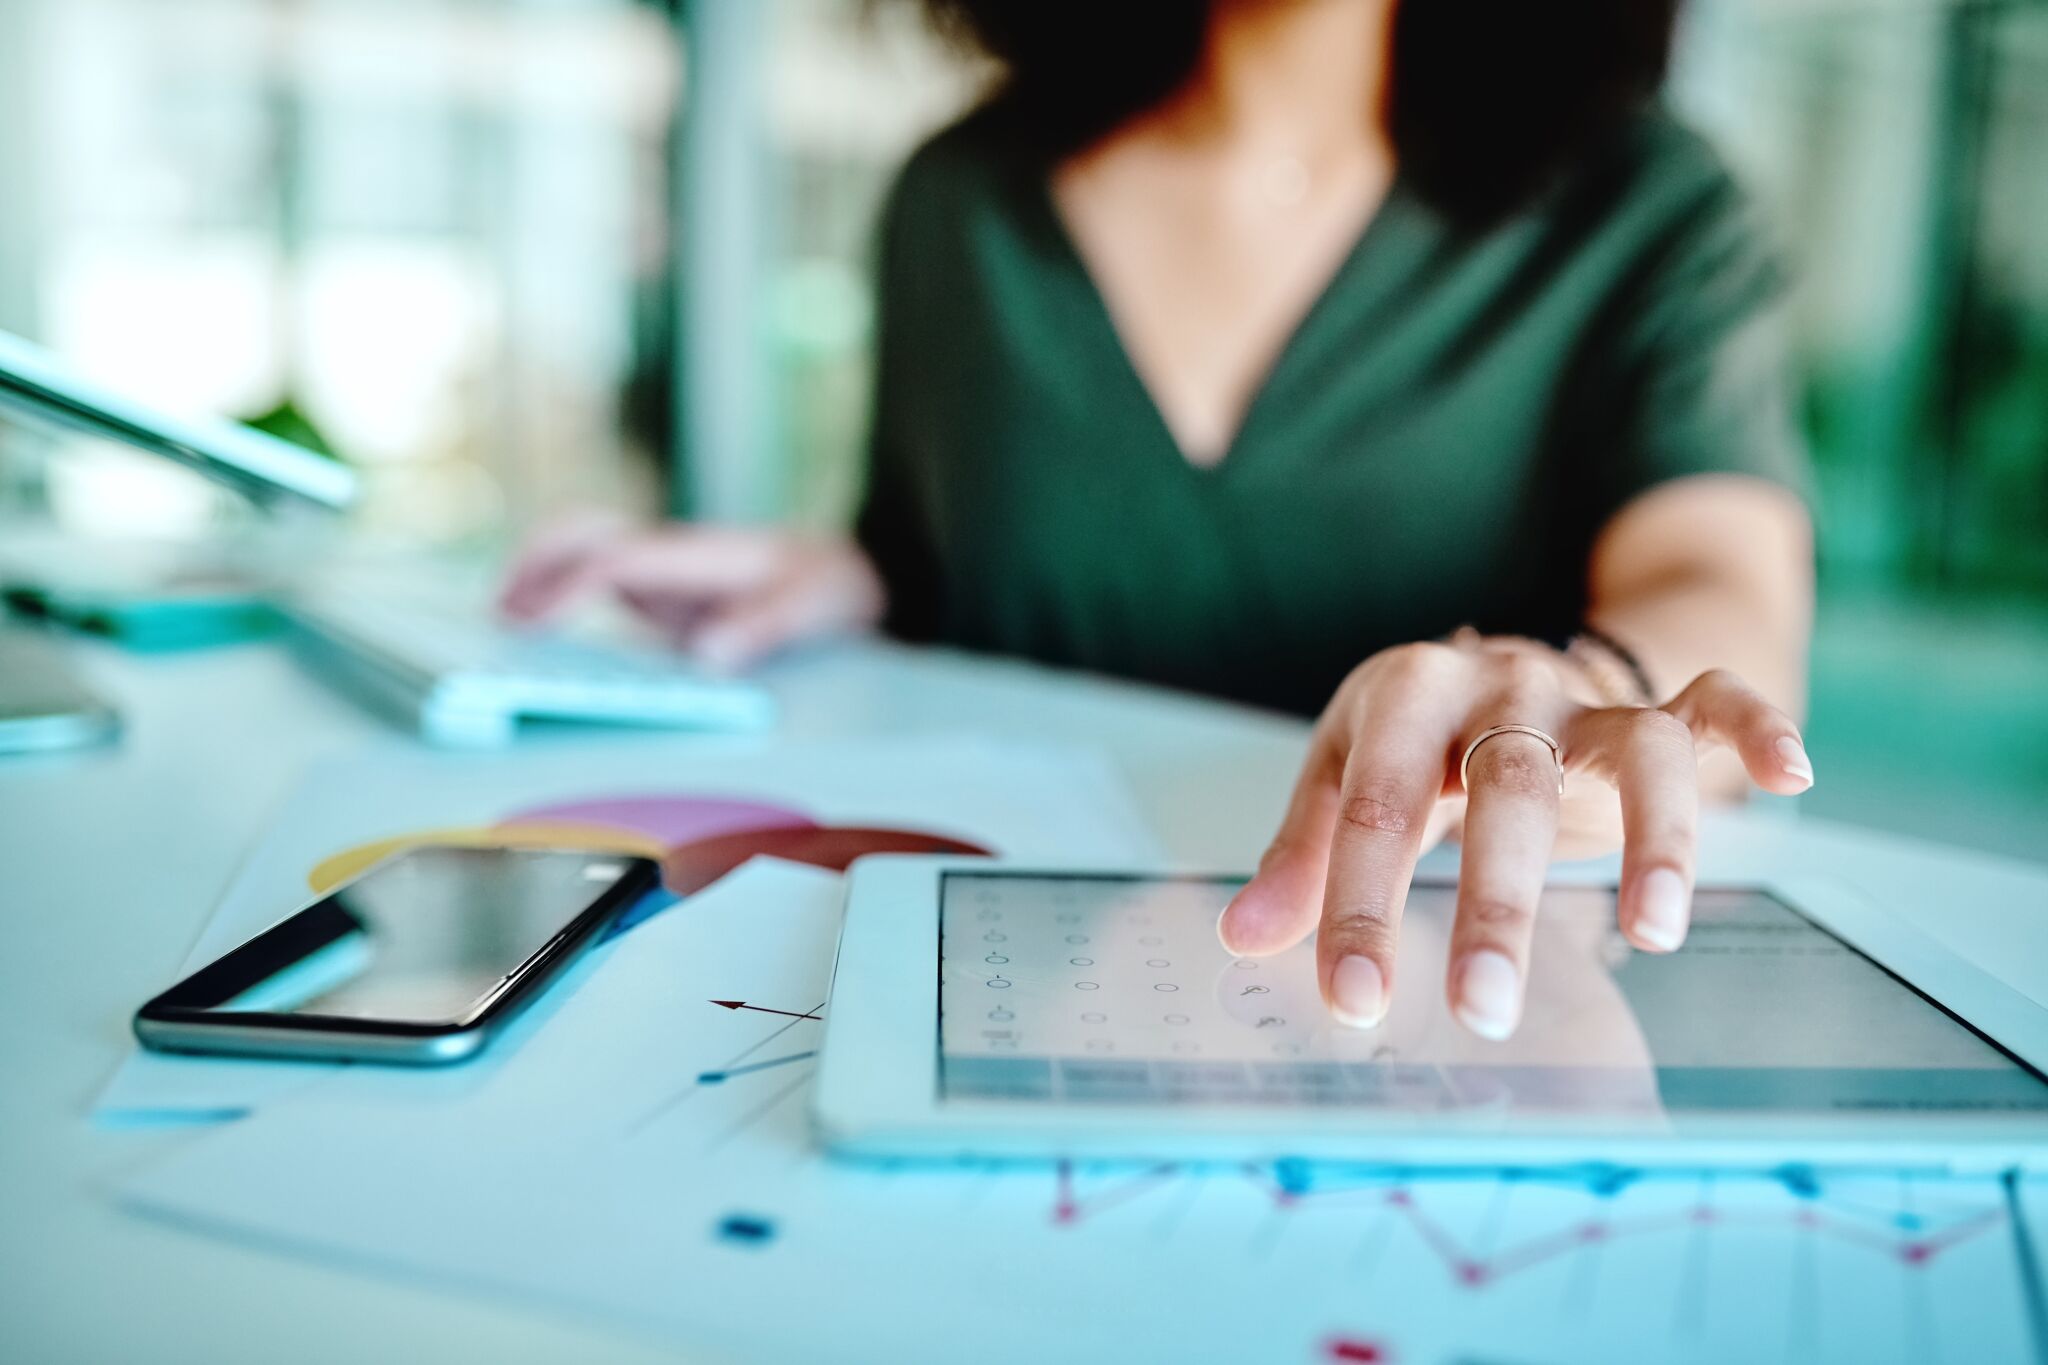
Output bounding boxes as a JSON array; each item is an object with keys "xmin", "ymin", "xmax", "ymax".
[
  {"xmin": 0, "ymin": 0, "xmax": 682, "ymax": 546},
  {"xmin": 1676, "ymin": 0, "xmax": 2048, "ymax": 594}
]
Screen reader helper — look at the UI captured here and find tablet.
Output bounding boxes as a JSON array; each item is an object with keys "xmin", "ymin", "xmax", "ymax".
[
  {"xmin": 815, "ymin": 860, "xmax": 2048, "ymax": 1169},
  {"xmin": 0, "ymin": 326, "xmax": 356, "ymax": 512}
]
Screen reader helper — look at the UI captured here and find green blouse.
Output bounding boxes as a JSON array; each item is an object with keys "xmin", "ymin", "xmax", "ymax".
[{"xmin": 857, "ymin": 106, "xmax": 1807, "ymax": 716}]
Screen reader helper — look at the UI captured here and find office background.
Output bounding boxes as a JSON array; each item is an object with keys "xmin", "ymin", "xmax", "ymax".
[{"xmin": 0, "ymin": 0, "xmax": 2041, "ymax": 857}]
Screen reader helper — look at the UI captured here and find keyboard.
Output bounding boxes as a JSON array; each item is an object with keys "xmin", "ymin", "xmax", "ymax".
[{"xmin": 289, "ymin": 586, "xmax": 776, "ymax": 748}]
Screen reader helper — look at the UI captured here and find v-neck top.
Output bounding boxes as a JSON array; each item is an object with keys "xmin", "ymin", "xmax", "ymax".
[{"xmin": 856, "ymin": 104, "xmax": 1808, "ymax": 716}]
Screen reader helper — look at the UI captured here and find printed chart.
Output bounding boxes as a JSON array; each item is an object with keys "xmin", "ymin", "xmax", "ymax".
[
  {"xmin": 307, "ymin": 791, "xmax": 984, "ymax": 902},
  {"xmin": 96, "ymin": 735, "xmax": 1145, "ymax": 1127},
  {"xmin": 119, "ymin": 852, "xmax": 2048, "ymax": 1365},
  {"xmin": 629, "ymin": 1000, "xmax": 2048, "ymax": 1365}
]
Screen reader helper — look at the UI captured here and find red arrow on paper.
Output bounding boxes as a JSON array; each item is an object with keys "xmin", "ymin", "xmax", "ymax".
[{"xmin": 711, "ymin": 1000, "xmax": 823, "ymax": 1020}]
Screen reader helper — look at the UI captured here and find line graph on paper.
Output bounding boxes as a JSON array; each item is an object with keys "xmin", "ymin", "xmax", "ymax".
[
  {"xmin": 624, "ymin": 998, "xmax": 827, "ymax": 1141},
  {"xmin": 1035, "ymin": 1161, "xmax": 2048, "ymax": 1364},
  {"xmin": 643, "ymin": 1031, "xmax": 2048, "ymax": 1358},
  {"xmin": 1052, "ymin": 1159, "xmax": 2008, "ymax": 1279},
  {"xmin": 982, "ymin": 1162, "xmax": 2045, "ymax": 1363},
  {"xmin": 616, "ymin": 999, "xmax": 2048, "ymax": 1365}
]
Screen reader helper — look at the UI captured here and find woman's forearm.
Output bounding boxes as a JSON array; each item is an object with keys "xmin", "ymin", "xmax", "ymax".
[{"xmin": 1582, "ymin": 476, "xmax": 1814, "ymax": 798}]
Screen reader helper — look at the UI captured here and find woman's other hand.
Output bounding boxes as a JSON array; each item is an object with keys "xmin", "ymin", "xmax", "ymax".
[
  {"xmin": 498, "ymin": 513, "xmax": 886, "ymax": 672},
  {"xmin": 1217, "ymin": 634, "xmax": 1815, "ymax": 1039}
]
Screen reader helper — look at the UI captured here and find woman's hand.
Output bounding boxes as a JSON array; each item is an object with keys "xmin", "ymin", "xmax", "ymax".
[
  {"xmin": 1217, "ymin": 634, "xmax": 1815, "ymax": 1040},
  {"xmin": 498, "ymin": 513, "xmax": 886, "ymax": 671}
]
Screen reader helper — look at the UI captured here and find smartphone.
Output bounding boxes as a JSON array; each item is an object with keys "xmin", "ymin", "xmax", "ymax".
[{"xmin": 134, "ymin": 844, "xmax": 662, "ymax": 1065}]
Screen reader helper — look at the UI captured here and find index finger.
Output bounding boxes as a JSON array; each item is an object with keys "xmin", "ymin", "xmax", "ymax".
[
  {"xmin": 1315, "ymin": 733, "xmax": 1448, "ymax": 1028},
  {"xmin": 498, "ymin": 513, "xmax": 626, "ymax": 621},
  {"xmin": 502, "ymin": 524, "xmax": 787, "ymax": 627},
  {"xmin": 1313, "ymin": 648, "xmax": 1478, "ymax": 1026},
  {"xmin": 1218, "ymin": 651, "xmax": 1456, "ymax": 956}
]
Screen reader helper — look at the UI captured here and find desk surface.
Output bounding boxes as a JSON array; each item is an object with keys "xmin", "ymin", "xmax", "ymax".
[{"xmin": 3, "ymin": 634, "xmax": 2045, "ymax": 1364}]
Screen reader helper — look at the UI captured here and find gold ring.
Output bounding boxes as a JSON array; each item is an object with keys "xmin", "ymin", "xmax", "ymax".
[{"xmin": 1459, "ymin": 724, "xmax": 1564, "ymax": 795}]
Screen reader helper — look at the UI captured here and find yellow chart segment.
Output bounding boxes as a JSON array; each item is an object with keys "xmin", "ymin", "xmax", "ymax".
[{"xmin": 306, "ymin": 822, "xmax": 668, "ymax": 894}]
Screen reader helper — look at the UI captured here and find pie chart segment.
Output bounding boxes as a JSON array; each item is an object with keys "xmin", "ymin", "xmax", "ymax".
[
  {"xmin": 302, "ymin": 797, "xmax": 986, "ymax": 936},
  {"xmin": 495, "ymin": 794, "xmax": 814, "ymax": 848},
  {"xmin": 306, "ymin": 821, "xmax": 668, "ymax": 894},
  {"xmin": 661, "ymin": 826, "xmax": 992, "ymax": 897}
]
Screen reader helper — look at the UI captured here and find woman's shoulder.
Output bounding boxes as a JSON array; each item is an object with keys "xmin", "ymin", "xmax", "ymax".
[
  {"xmin": 1536, "ymin": 104, "xmax": 1790, "ymax": 330},
  {"xmin": 872, "ymin": 105, "xmax": 1050, "ymax": 326},
  {"xmin": 884, "ymin": 103, "xmax": 1038, "ymax": 237},
  {"xmin": 1598, "ymin": 106, "xmax": 1757, "ymax": 218},
  {"xmin": 1563, "ymin": 107, "xmax": 1779, "ymax": 264}
]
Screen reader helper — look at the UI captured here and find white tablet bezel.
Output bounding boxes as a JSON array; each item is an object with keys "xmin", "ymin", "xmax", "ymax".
[{"xmin": 813, "ymin": 856, "xmax": 2048, "ymax": 1171}]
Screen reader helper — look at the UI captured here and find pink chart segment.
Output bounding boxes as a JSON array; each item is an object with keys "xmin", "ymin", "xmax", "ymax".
[{"xmin": 497, "ymin": 794, "xmax": 814, "ymax": 846}]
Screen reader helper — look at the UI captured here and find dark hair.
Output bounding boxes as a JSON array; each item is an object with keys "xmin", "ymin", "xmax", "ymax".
[{"xmin": 918, "ymin": 0, "xmax": 1679, "ymax": 226}]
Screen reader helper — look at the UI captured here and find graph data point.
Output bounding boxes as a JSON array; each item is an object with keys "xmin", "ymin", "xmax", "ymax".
[{"xmin": 715, "ymin": 1213, "xmax": 777, "ymax": 1248}]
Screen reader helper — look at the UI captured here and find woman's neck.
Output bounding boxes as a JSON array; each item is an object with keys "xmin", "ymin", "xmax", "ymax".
[{"xmin": 1147, "ymin": 0, "xmax": 1397, "ymax": 167}]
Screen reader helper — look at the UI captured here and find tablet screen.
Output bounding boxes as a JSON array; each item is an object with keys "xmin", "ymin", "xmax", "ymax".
[{"xmin": 938, "ymin": 873, "xmax": 2048, "ymax": 1120}]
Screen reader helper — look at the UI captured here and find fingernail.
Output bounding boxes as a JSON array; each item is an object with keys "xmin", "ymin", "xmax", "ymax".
[
  {"xmin": 1635, "ymin": 867, "xmax": 1689, "ymax": 951},
  {"xmin": 1453, "ymin": 949, "xmax": 1520, "ymax": 1041},
  {"xmin": 1215, "ymin": 901, "xmax": 1248, "ymax": 955},
  {"xmin": 1775, "ymin": 736, "xmax": 1815, "ymax": 784},
  {"xmin": 1330, "ymin": 955, "xmax": 1387, "ymax": 1029}
]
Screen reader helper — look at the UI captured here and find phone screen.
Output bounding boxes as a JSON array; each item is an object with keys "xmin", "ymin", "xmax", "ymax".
[{"xmin": 155, "ymin": 846, "xmax": 645, "ymax": 1027}]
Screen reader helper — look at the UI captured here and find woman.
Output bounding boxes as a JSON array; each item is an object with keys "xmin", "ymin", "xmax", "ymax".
[{"xmin": 503, "ymin": 0, "xmax": 1817, "ymax": 1040}]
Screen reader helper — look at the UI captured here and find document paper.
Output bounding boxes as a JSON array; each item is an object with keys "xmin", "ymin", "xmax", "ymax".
[{"xmin": 122, "ymin": 862, "xmax": 2048, "ymax": 1365}]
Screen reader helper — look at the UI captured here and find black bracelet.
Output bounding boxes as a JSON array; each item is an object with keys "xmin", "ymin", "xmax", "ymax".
[{"xmin": 1576, "ymin": 623, "xmax": 1658, "ymax": 706}]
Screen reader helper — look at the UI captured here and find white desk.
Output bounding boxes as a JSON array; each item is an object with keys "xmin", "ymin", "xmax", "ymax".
[{"xmin": 3, "ymin": 634, "xmax": 2045, "ymax": 1363}]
